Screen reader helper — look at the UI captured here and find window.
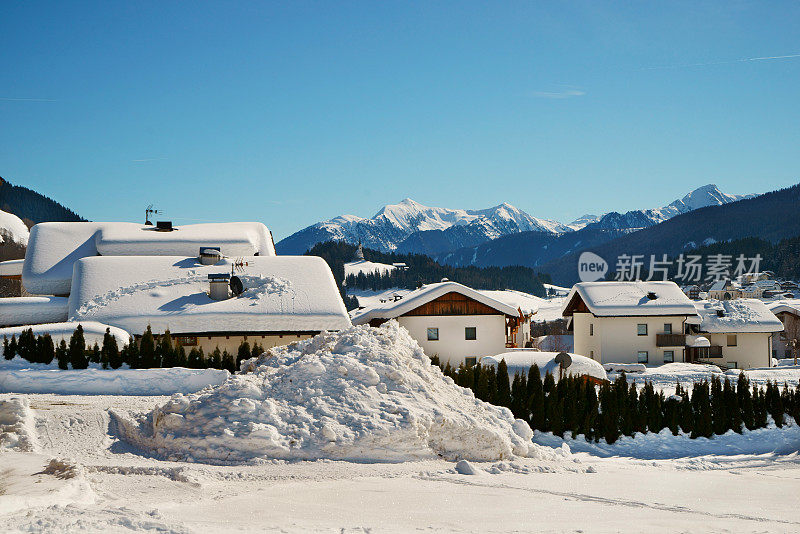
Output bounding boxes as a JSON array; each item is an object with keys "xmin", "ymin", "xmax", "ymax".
[
  {"xmin": 637, "ymin": 324, "xmax": 648, "ymax": 336},
  {"xmin": 464, "ymin": 357, "xmax": 477, "ymax": 367},
  {"xmin": 663, "ymin": 323, "xmax": 672, "ymax": 334},
  {"xmin": 590, "ymin": 350, "xmax": 594, "ymax": 359},
  {"xmin": 589, "ymin": 323, "xmax": 594, "ymax": 336},
  {"xmin": 727, "ymin": 362, "xmax": 738, "ymax": 369},
  {"xmin": 663, "ymin": 350, "xmax": 674, "ymax": 363},
  {"xmin": 727, "ymin": 334, "xmax": 737, "ymax": 347},
  {"xmin": 176, "ymin": 336, "xmax": 197, "ymax": 346},
  {"xmin": 638, "ymin": 351, "xmax": 649, "ymax": 363},
  {"xmin": 465, "ymin": 327, "xmax": 477, "ymax": 340},
  {"xmin": 427, "ymin": 328, "xmax": 439, "ymax": 341}
]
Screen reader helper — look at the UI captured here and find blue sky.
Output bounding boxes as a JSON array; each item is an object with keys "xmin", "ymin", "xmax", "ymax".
[{"xmin": 2, "ymin": 1, "xmax": 799, "ymax": 239}]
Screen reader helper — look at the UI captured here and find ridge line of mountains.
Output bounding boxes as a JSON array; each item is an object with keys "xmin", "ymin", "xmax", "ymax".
[{"xmin": 276, "ymin": 184, "xmax": 754, "ymax": 256}]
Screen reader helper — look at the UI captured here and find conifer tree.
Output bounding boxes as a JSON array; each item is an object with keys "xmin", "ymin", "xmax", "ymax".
[
  {"xmin": 753, "ymin": 385, "xmax": 768, "ymax": 429},
  {"xmin": 664, "ymin": 395, "xmax": 680, "ymax": 435},
  {"xmin": 723, "ymin": 377, "xmax": 741, "ymax": 433},
  {"xmin": 7, "ymin": 334, "xmax": 17, "ymax": 360},
  {"xmin": 90, "ymin": 342, "xmax": 101, "ymax": 366},
  {"xmin": 68, "ymin": 325, "xmax": 88, "ymax": 369},
  {"xmin": 209, "ymin": 347, "xmax": 222, "ymax": 369},
  {"xmin": 188, "ymin": 347, "xmax": 202, "ymax": 369},
  {"xmin": 582, "ymin": 382, "xmax": 598, "ymax": 441},
  {"xmin": 599, "ymin": 382, "xmax": 620, "ymax": 443},
  {"xmin": 738, "ymin": 373, "xmax": 755, "ymax": 430},
  {"xmin": 159, "ymin": 331, "xmax": 175, "ymax": 368},
  {"xmin": 127, "ymin": 337, "xmax": 141, "ymax": 369},
  {"xmin": 542, "ymin": 372, "xmax": 556, "ymax": 432},
  {"xmin": 495, "ymin": 359, "xmax": 512, "ymax": 408},
  {"xmin": 103, "ymin": 329, "xmax": 122, "ymax": 369},
  {"xmin": 510, "ymin": 372, "xmax": 528, "ymax": 419},
  {"xmin": 251, "ymin": 342, "xmax": 263, "ymax": 359},
  {"xmin": 710, "ymin": 375, "xmax": 726, "ymax": 436},
  {"xmin": 527, "ymin": 366, "xmax": 545, "ymax": 431},
  {"xmin": 678, "ymin": 390, "xmax": 693, "ymax": 435},
  {"xmin": 237, "ymin": 341, "xmax": 251, "ymax": 371},
  {"xmin": 2, "ymin": 335, "xmax": 9, "ymax": 360},
  {"xmin": 56, "ymin": 339, "xmax": 69, "ymax": 370},
  {"xmin": 139, "ymin": 325, "xmax": 156, "ymax": 368},
  {"xmin": 176, "ymin": 345, "xmax": 188, "ymax": 367},
  {"xmin": 222, "ymin": 350, "xmax": 236, "ymax": 373},
  {"xmin": 38, "ymin": 333, "xmax": 55, "ymax": 366},
  {"xmin": 17, "ymin": 329, "xmax": 36, "ymax": 363}
]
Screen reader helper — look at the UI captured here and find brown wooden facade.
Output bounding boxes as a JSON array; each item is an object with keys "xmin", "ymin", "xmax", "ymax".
[{"xmin": 403, "ymin": 291, "xmax": 504, "ymax": 317}]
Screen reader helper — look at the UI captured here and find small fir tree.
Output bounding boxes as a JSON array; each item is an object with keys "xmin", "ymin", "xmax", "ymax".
[
  {"xmin": 68, "ymin": 325, "xmax": 88, "ymax": 369},
  {"xmin": 139, "ymin": 325, "xmax": 156, "ymax": 369},
  {"xmin": 56, "ymin": 339, "xmax": 69, "ymax": 370}
]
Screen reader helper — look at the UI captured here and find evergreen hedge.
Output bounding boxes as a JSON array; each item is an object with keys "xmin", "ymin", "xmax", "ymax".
[{"xmin": 433, "ymin": 356, "xmax": 800, "ymax": 443}]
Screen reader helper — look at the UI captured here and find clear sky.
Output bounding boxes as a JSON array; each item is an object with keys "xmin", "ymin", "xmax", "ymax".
[{"xmin": 2, "ymin": 1, "xmax": 799, "ymax": 239}]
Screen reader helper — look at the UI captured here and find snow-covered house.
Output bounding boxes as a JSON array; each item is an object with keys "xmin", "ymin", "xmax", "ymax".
[
  {"xmin": 68, "ymin": 255, "xmax": 350, "ymax": 354},
  {"xmin": 687, "ymin": 299, "xmax": 783, "ymax": 369},
  {"xmin": 563, "ymin": 281, "xmax": 699, "ymax": 366},
  {"xmin": 350, "ymin": 281, "xmax": 525, "ymax": 366},
  {"xmin": 769, "ymin": 302, "xmax": 800, "ymax": 360},
  {"xmin": 22, "ymin": 221, "xmax": 275, "ymax": 296},
  {"xmin": 707, "ymin": 279, "xmax": 740, "ymax": 301}
]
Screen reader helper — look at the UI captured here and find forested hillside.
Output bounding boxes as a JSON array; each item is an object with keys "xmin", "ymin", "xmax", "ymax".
[
  {"xmin": 0, "ymin": 177, "xmax": 85, "ymax": 225},
  {"xmin": 305, "ymin": 241, "xmax": 550, "ymax": 303}
]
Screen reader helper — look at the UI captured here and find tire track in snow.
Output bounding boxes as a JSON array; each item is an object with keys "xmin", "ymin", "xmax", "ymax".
[{"xmin": 416, "ymin": 474, "xmax": 800, "ymax": 526}]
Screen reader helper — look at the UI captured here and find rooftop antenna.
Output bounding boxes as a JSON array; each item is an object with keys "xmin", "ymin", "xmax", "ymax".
[{"xmin": 145, "ymin": 204, "xmax": 162, "ymax": 225}]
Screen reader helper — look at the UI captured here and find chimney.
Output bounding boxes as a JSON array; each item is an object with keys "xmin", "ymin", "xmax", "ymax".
[
  {"xmin": 155, "ymin": 221, "xmax": 174, "ymax": 232},
  {"xmin": 199, "ymin": 247, "xmax": 222, "ymax": 265},
  {"xmin": 208, "ymin": 273, "xmax": 231, "ymax": 301}
]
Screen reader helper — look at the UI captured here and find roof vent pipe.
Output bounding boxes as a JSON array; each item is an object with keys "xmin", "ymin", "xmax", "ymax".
[
  {"xmin": 647, "ymin": 292, "xmax": 657, "ymax": 300},
  {"xmin": 199, "ymin": 247, "xmax": 222, "ymax": 265},
  {"xmin": 208, "ymin": 273, "xmax": 231, "ymax": 301}
]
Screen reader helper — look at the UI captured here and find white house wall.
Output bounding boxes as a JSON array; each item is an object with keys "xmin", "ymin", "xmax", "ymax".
[
  {"xmin": 573, "ymin": 313, "xmax": 688, "ymax": 365},
  {"xmin": 701, "ymin": 332, "xmax": 772, "ymax": 369},
  {"xmin": 397, "ymin": 315, "xmax": 506, "ymax": 366}
]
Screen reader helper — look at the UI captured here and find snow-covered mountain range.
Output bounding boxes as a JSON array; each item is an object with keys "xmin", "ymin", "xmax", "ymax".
[
  {"xmin": 567, "ymin": 184, "xmax": 754, "ymax": 231},
  {"xmin": 276, "ymin": 184, "xmax": 753, "ymax": 255}
]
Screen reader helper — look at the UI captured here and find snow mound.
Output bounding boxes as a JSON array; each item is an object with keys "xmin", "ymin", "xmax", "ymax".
[
  {"xmin": 0, "ymin": 396, "xmax": 38, "ymax": 452},
  {"xmin": 0, "ymin": 208, "xmax": 29, "ymax": 245},
  {"xmin": 116, "ymin": 322, "xmax": 545, "ymax": 464}
]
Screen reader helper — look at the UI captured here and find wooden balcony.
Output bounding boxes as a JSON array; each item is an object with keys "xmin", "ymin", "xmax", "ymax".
[{"xmin": 656, "ymin": 333, "xmax": 687, "ymax": 347}]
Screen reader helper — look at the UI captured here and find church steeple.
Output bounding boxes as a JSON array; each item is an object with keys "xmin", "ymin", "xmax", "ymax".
[{"xmin": 355, "ymin": 240, "xmax": 365, "ymax": 261}]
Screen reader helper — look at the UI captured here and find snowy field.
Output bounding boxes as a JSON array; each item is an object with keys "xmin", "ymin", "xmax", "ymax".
[
  {"xmin": 2, "ymin": 324, "xmax": 799, "ymax": 532},
  {"xmin": 2, "ymin": 393, "xmax": 800, "ymax": 532}
]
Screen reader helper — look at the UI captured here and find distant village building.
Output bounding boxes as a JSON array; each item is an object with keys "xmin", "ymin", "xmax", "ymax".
[
  {"xmin": 707, "ymin": 279, "xmax": 740, "ymax": 300},
  {"xmin": 351, "ymin": 281, "xmax": 529, "ymax": 366},
  {"xmin": 682, "ymin": 284, "xmax": 701, "ymax": 300},
  {"xmin": 563, "ymin": 281, "xmax": 783, "ymax": 369},
  {"xmin": 770, "ymin": 303, "xmax": 800, "ymax": 360}
]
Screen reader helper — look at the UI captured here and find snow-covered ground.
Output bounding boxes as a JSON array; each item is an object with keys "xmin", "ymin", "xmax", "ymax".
[
  {"xmin": 2, "ymin": 392, "xmax": 799, "ymax": 532},
  {"xmin": 2, "ymin": 325, "xmax": 800, "ymax": 532}
]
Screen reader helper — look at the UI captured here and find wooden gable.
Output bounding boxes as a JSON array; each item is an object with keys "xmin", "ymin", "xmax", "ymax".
[
  {"xmin": 561, "ymin": 291, "xmax": 589, "ymax": 317},
  {"xmin": 401, "ymin": 291, "xmax": 505, "ymax": 317}
]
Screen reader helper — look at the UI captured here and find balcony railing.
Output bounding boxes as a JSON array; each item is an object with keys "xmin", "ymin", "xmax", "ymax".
[{"xmin": 656, "ymin": 333, "xmax": 687, "ymax": 347}]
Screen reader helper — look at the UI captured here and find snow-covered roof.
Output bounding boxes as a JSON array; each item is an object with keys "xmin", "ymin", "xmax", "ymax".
[
  {"xmin": 477, "ymin": 290, "xmax": 541, "ymax": 316},
  {"xmin": 694, "ymin": 299, "xmax": 783, "ymax": 333},
  {"xmin": 350, "ymin": 281, "xmax": 519, "ymax": 325},
  {"xmin": 68, "ymin": 255, "xmax": 351, "ymax": 335},
  {"xmin": 0, "ymin": 321, "xmax": 131, "ymax": 354},
  {"xmin": 481, "ymin": 351, "xmax": 607, "ymax": 383},
  {"xmin": 22, "ymin": 221, "xmax": 276, "ymax": 296},
  {"xmin": 0, "ymin": 297, "xmax": 68, "ymax": 327},
  {"xmin": 0, "ymin": 208, "xmax": 29, "ymax": 245},
  {"xmin": 562, "ymin": 281, "xmax": 697, "ymax": 317},
  {"xmin": 0, "ymin": 259, "xmax": 24, "ymax": 277},
  {"xmin": 708, "ymin": 280, "xmax": 730, "ymax": 292},
  {"xmin": 769, "ymin": 301, "xmax": 800, "ymax": 317}
]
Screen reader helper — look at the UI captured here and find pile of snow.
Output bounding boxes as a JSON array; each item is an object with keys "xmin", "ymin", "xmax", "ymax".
[
  {"xmin": 0, "ymin": 322, "xmax": 130, "ymax": 358},
  {"xmin": 0, "ymin": 396, "xmax": 37, "ymax": 451},
  {"xmin": 482, "ymin": 351, "xmax": 607, "ymax": 383},
  {"xmin": 0, "ymin": 208, "xmax": 29, "ymax": 245},
  {"xmin": 115, "ymin": 322, "xmax": 545, "ymax": 464},
  {"xmin": 0, "ymin": 368, "xmax": 229, "ymax": 395},
  {"xmin": 0, "ymin": 296, "xmax": 69, "ymax": 327},
  {"xmin": 603, "ymin": 363, "xmax": 647, "ymax": 374}
]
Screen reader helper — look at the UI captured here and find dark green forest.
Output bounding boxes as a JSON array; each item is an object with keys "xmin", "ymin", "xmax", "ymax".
[
  {"xmin": 305, "ymin": 241, "xmax": 551, "ymax": 309},
  {"xmin": 0, "ymin": 177, "xmax": 85, "ymax": 226}
]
